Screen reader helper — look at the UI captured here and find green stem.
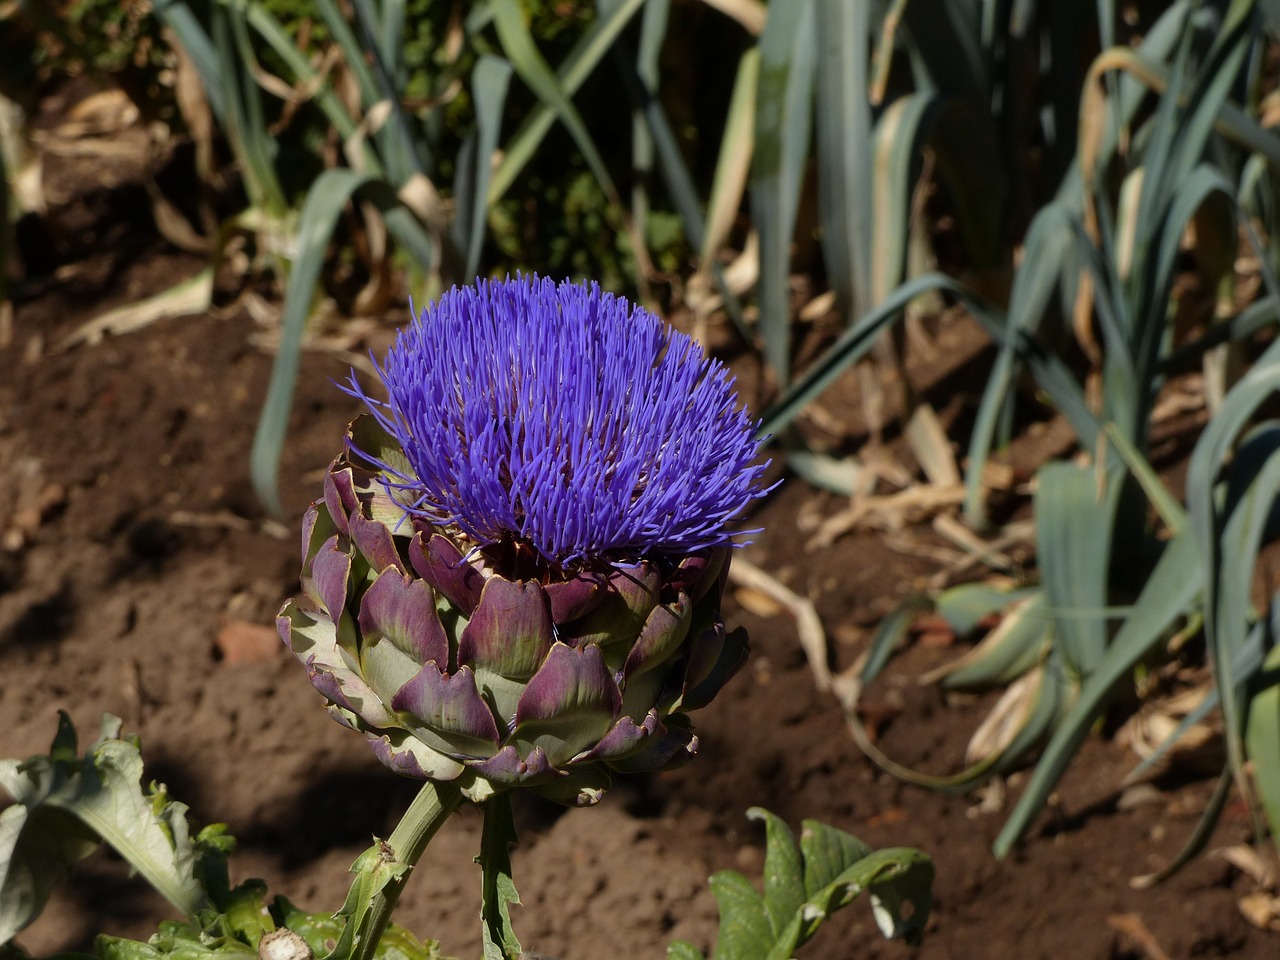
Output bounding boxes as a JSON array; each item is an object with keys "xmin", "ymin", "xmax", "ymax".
[{"xmin": 348, "ymin": 779, "xmax": 463, "ymax": 960}]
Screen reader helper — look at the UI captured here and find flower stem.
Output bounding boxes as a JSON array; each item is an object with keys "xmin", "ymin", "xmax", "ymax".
[{"xmin": 347, "ymin": 779, "xmax": 463, "ymax": 960}]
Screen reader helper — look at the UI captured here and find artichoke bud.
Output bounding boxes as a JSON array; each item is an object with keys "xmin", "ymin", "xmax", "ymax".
[{"xmin": 280, "ymin": 276, "xmax": 768, "ymax": 805}]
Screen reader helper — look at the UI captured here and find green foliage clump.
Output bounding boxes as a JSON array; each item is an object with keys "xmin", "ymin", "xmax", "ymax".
[{"xmin": 1, "ymin": 1, "xmax": 172, "ymax": 117}]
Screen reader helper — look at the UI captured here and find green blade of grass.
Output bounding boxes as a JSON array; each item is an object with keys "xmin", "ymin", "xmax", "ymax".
[
  {"xmin": 859, "ymin": 594, "xmax": 934, "ymax": 686},
  {"xmin": 603, "ymin": 1, "xmax": 700, "ymax": 252},
  {"xmin": 814, "ymin": 0, "xmax": 872, "ymax": 316},
  {"xmin": 1125, "ymin": 622, "xmax": 1264, "ymax": 786},
  {"xmin": 1101, "ymin": 422, "xmax": 1187, "ymax": 534},
  {"xmin": 604, "ymin": 14, "xmax": 751, "ymax": 341},
  {"xmin": 1247, "ymin": 618, "xmax": 1280, "ymax": 850},
  {"xmin": 847, "ymin": 659, "xmax": 1061, "ymax": 794},
  {"xmin": 1063, "ymin": 0, "xmax": 1190, "ymax": 210},
  {"xmin": 993, "ymin": 526, "xmax": 1204, "ymax": 857},
  {"xmin": 625, "ymin": 0, "xmax": 669, "ymax": 242},
  {"xmin": 1162, "ymin": 293, "xmax": 1280, "ymax": 371},
  {"xmin": 487, "ymin": 0, "xmax": 622, "ymax": 201},
  {"xmin": 961, "ymin": 202, "xmax": 1080, "ymax": 526},
  {"xmin": 751, "ymin": 0, "xmax": 817, "ymax": 384},
  {"xmin": 900, "ymin": 0, "xmax": 987, "ymax": 105},
  {"xmin": 1132, "ymin": 763, "xmax": 1234, "ymax": 887},
  {"xmin": 212, "ymin": 7, "xmax": 285, "ymax": 216},
  {"xmin": 453, "ymin": 54, "xmax": 513, "ymax": 280},
  {"xmin": 868, "ymin": 92, "xmax": 940, "ymax": 303},
  {"xmin": 1134, "ymin": 164, "xmax": 1235, "ymax": 399},
  {"xmin": 236, "ymin": 1, "xmax": 365, "ymax": 147},
  {"xmin": 1034, "ymin": 462, "xmax": 1123, "ymax": 680},
  {"xmin": 310, "ymin": 0, "xmax": 382, "ymax": 107},
  {"xmin": 700, "ymin": 48, "xmax": 759, "ymax": 269},
  {"xmin": 1212, "ymin": 422, "xmax": 1280, "ymax": 824},
  {"xmin": 1187, "ymin": 362, "xmax": 1280, "ymax": 794},
  {"xmin": 783, "ymin": 450, "xmax": 861, "ymax": 497},
  {"xmin": 927, "ymin": 99, "xmax": 1006, "ymax": 269},
  {"xmin": 930, "ymin": 591, "xmax": 1052, "ymax": 690},
  {"xmin": 350, "ymin": 0, "xmax": 426, "ymax": 183},
  {"xmin": 487, "ymin": 0, "xmax": 650, "ymax": 276},
  {"xmin": 484, "ymin": 0, "xmax": 648, "ymax": 204},
  {"xmin": 250, "ymin": 169, "xmax": 420, "ymax": 516},
  {"xmin": 935, "ymin": 581, "xmax": 1039, "ymax": 637}
]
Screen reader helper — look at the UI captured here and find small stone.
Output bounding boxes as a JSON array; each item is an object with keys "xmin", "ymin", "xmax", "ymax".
[{"xmin": 259, "ymin": 929, "xmax": 312, "ymax": 960}]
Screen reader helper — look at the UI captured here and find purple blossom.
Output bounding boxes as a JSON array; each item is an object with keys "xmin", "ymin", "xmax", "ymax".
[{"xmin": 345, "ymin": 275, "xmax": 768, "ymax": 567}]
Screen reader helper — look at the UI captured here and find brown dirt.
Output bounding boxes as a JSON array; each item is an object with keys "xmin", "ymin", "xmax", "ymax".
[{"xmin": 2, "ymin": 89, "xmax": 1277, "ymax": 960}]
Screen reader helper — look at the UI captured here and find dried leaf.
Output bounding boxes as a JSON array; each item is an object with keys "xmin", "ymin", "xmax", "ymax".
[
  {"xmin": 729, "ymin": 556, "xmax": 828, "ymax": 690},
  {"xmin": 1238, "ymin": 892, "xmax": 1280, "ymax": 932},
  {"xmin": 1107, "ymin": 913, "xmax": 1174, "ymax": 960}
]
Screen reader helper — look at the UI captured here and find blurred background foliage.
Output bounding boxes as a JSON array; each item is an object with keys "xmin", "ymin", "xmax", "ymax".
[{"xmin": 5, "ymin": 0, "xmax": 1280, "ymax": 879}]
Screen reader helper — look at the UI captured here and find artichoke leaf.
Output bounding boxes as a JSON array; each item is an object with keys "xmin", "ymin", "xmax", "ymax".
[{"xmin": 0, "ymin": 713, "xmax": 221, "ymax": 944}]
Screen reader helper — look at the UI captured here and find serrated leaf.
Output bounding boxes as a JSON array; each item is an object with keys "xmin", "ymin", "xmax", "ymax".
[
  {"xmin": 859, "ymin": 849, "xmax": 934, "ymax": 944},
  {"xmin": 744, "ymin": 809, "xmax": 803, "ymax": 938},
  {"xmin": 276, "ymin": 896, "xmax": 447, "ymax": 960},
  {"xmin": 696, "ymin": 813, "xmax": 931, "ymax": 960},
  {"xmin": 797, "ymin": 819, "xmax": 872, "ymax": 900},
  {"xmin": 798, "ymin": 847, "xmax": 932, "ymax": 947},
  {"xmin": 327, "ymin": 841, "xmax": 415, "ymax": 960},
  {"xmin": 666, "ymin": 941, "xmax": 705, "ymax": 960},
  {"xmin": 97, "ymin": 919, "xmax": 258, "ymax": 960},
  {"xmin": 0, "ymin": 713, "xmax": 221, "ymax": 943},
  {"xmin": 707, "ymin": 871, "xmax": 770, "ymax": 960},
  {"xmin": 0, "ymin": 793, "xmax": 98, "ymax": 944}
]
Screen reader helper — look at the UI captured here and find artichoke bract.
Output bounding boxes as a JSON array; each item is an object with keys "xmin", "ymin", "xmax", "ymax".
[{"xmin": 279, "ymin": 276, "xmax": 768, "ymax": 805}]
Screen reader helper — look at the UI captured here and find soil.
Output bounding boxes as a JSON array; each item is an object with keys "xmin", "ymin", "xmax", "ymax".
[{"xmin": 2, "ymin": 86, "xmax": 1277, "ymax": 960}]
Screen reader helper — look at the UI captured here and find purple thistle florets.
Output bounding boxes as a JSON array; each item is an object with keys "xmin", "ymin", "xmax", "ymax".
[{"xmin": 345, "ymin": 275, "xmax": 768, "ymax": 568}]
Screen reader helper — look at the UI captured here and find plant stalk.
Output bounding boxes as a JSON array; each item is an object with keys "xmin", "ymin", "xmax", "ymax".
[{"xmin": 349, "ymin": 779, "xmax": 463, "ymax": 960}]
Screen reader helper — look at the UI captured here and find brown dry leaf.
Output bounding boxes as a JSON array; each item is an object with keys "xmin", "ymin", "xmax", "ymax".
[
  {"xmin": 904, "ymin": 403, "xmax": 961, "ymax": 488},
  {"xmin": 734, "ymin": 586, "xmax": 785, "ymax": 618},
  {"xmin": 966, "ymin": 668, "xmax": 1040, "ymax": 765},
  {"xmin": 58, "ymin": 268, "xmax": 213, "ymax": 350},
  {"xmin": 64, "ymin": 89, "xmax": 138, "ymax": 132},
  {"xmin": 1118, "ymin": 683, "xmax": 1223, "ymax": 782},
  {"xmin": 216, "ymin": 617, "xmax": 282, "ymax": 665},
  {"xmin": 809, "ymin": 483, "xmax": 966, "ymax": 547},
  {"xmin": 1219, "ymin": 844, "xmax": 1277, "ymax": 889},
  {"xmin": 1238, "ymin": 892, "xmax": 1280, "ymax": 932},
  {"xmin": 696, "ymin": 0, "xmax": 766, "ymax": 35},
  {"xmin": 728, "ymin": 556, "xmax": 828, "ymax": 691},
  {"xmin": 1107, "ymin": 913, "xmax": 1173, "ymax": 960}
]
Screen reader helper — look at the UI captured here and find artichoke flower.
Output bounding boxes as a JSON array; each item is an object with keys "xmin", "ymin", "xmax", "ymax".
[{"xmin": 279, "ymin": 276, "xmax": 768, "ymax": 805}]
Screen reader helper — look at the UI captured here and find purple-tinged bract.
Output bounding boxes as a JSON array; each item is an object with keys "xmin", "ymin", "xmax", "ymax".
[{"xmin": 346, "ymin": 275, "xmax": 767, "ymax": 567}]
